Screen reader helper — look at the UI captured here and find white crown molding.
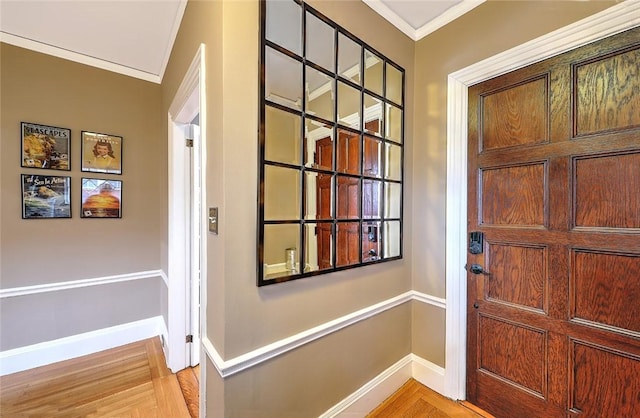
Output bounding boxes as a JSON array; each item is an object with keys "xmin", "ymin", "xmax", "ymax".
[
  {"xmin": 0, "ymin": 32, "xmax": 161, "ymax": 84},
  {"xmin": 0, "ymin": 270, "xmax": 164, "ymax": 299},
  {"xmin": 158, "ymin": 0, "xmax": 187, "ymax": 83},
  {"xmin": 0, "ymin": 316, "xmax": 165, "ymax": 376},
  {"xmin": 363, "ymin": 0, "xmax": 485, "ymax": 41},
  {"xmin": 444, "ymin": 1, "xmax": 640, "ymax": 401},
  {"xmin": 415, "ymin": 1, "xmax": 485, "ymax": 40}
]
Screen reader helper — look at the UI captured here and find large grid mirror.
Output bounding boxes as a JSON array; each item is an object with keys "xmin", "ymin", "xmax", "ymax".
[{"xmin": 258, "ymin": 0, "xmax": 404, "ymax": 286}]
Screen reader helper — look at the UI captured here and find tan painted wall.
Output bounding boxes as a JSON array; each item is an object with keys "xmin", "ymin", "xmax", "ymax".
[
  {"xmin": 161, "ymin": 0, "xmax": 414, "ymax": 415},
  {"xmin": 410, "ymin": 0, "xmax": 617, "ymax": 364},
  {"xmin": 0, "ymin": 44, "xmax": 164, "ymax": 350}
]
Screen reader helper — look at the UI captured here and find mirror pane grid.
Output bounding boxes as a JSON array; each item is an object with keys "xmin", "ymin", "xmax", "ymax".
[
  {"xmin": 266, "ymin": 47, "xmax": 303, "ymax": 111},
  {"xmin": 305, "ymin": 222, "xmax": 333, "ymax": 271},
  {"xmin": 338, "ymin": 33, "xmax": 361, "ymax": 85},
  {"xmin": 259, "ymin": 0, "xmax": 404, "ymax": 285},
  {"xmin": 305, "ymin": 67, "xmax": 334, "ymax": 122},
  {"xmin": 265, "ymin": 106, "xmax": 302, "ymax": 166},
  {"xmin": 306, "ymin": 11, "xmax": 335, "ymax": 71},
  {"xmin": 266, "ymin": 0, "xmax": 302, "ymax": 55},
  {"xmin": 263, "ymin": 223, "xmax": 302, "ymax": 280}
]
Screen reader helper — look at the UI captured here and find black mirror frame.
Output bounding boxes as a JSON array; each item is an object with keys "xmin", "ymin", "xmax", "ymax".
[{"xmin": 257, "ymin": 0, "xmax": 405, "ymax": 286}]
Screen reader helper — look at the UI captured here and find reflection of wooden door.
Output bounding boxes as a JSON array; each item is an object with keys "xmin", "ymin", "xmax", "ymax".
[
  {"xmin": 466, "ymin": 28, "xmax": 640, "ymax": 417},
  {"xmin": 316, "ymin": 137, "xmax": 332, "ymax": 269}
]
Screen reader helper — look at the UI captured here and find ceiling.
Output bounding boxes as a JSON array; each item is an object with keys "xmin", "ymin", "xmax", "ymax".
[{"xmin": 0, "ymin": 0, "xmax": 484, "ymax": 84}]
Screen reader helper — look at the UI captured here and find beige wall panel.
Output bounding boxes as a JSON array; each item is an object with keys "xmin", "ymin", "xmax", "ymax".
[
  {"xmin": 0, "ymin": 278, "xmax": 162, "ymax": 350},
  {"xmin": 0, "ymin": 43, "xmax": 164, "ymax": 348},
  {"xmin": 412, "ymin": 300, "xmax": 445, "ymax": 368},
  {"xmin": 163, "ymin": 0, "xmax": 414, "ymax": 360},
  {"xmin": 411, "ymin": 0, "xmax": 616, "ymax": 299},
  {"xmin": 224, "ymin": 304, "xmax": 411, "ymax": 418},
  {"xmin": 0, "ymin": 44, "xmax": 163, "ymax": 287}
]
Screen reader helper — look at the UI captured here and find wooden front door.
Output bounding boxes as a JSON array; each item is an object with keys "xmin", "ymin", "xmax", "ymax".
[{"xmin": 466, "ymin": 27, "xmax": 640, "ymax": 417}]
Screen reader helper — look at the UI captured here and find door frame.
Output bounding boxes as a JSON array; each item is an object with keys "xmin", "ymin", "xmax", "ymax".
[
  {"xmin": 444, "ymin": 3, "xmax": 639, "ymax": 400},
  {"xmin": 167, "ymin": 44, "xmax": 207, "ymax": 374}
]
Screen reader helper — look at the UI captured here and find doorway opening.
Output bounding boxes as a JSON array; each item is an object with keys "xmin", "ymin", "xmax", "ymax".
[{"xmin": 167, "ymin": 44, "xmax": 207, "ymax": 416}]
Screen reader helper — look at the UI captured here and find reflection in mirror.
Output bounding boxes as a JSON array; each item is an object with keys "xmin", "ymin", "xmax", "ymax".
[
  {"xmin": 263, "ymin": 223, "xmax": 301, "ymax": 279},
  {"xmin": 337, "ymin": 81, "xmax": 361, "ymax": 129},
  {"xmin": 384, "ymin": 182, "xmax": 401, "ymax": 218},
  {"xmin": 362, "ymin": 179, "xmax": 382, "ymax": 219},
  {"xmin": 338, "ymin": 33, "xmax": 361, "ymax": 85},
  {"xmin": 266, "ymin": 47, "xmax": 302, "ymax": 110},
  {"xmin": 264, "ymin": 165, "xmax": 301, "ymax": 220},
  {"xmin": 336, "ymin": 222, "xmax": 359, "ymax": 266},
  {"xmin": 337, "ymin": 129, "xmax": 360, "ymax": 175},
  {"xmin": 363, "ymin": 136, "xmax": 382, "ymax": 178},
  {"xmin": 385, "ymin": 143, "xmax": 402, "ymax": 181},
  {"xmin": 306, "ymin": 11, "xmax": 334, "ymax": 71},
  {"xmin": 362, "ymin": 221, "xmax": 381, "ymax": 262},
  {"xmin": 386, "ymin": 63, "xmax": 403, "ymax": 105},
  {"xmin": 383, "ymin": 221, "xmax": 401, "ymax": 258},
  {"xmin": 385, "ymin": 103, "xmax": 402, "ymax": 143},
  {"xmin": 305, "ymin": 222, "xmax": 333, "ymax": 271},
  {"xmin": 305, "ymin": 119, "xmax": 333, "ymax": 170},
  {"xmin": 305, "ymin": 67, "xmax": 334, "ymax": 122},
  {"xmin": 364, "ymin": 49, "xmax": 383, "ymax": 96},
  {"xmin": 266, "ymin": 0, "xmax": 302, "ymax": 55},
  {"xmin": 305, "ymin": 171, "xmax": 332, "ymax": 220},
  {"xmin": 259, "ymin": 0, "xmax": 404, "ymax": 284},
  {"xmin": 336, "ymin": 175, "xmax": 359, "ymax": 219},
  {"xmin": 265, "ymin": 106, "xmax": 301, "ymax": 165},
  {"xmin": 364, "ymin": 93, "xmax": 382, "ymax": 136}
]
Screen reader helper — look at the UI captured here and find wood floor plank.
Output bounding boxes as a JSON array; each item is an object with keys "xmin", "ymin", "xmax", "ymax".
[
  {"xmin": 367, "ymin": 379, "xmax": 490, "ymax": 418},
  {"xmin": 0, "ymin": 337, "xmax": 190, "ymax": 418}
]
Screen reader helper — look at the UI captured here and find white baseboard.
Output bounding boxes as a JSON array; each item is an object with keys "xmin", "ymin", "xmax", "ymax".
[
  {"xmin": 320, "ymin": 354, "xmax": 446, "ymax": 417},
  {"xmin": 0, "ymin": 316, "xmax": 165, "ymax": 376}
]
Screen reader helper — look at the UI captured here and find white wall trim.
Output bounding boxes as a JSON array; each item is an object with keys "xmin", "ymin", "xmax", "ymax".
[
  {"xmin": 362, "ymin": 0, "xmax": 485, "ymax": 41},
  {"xmin": 412, "ymin": 354, "xmax": 446, "ymax": 395},
  {"xmin": 0, "ymin": 270, "xmax": 164, "ymax": 299},
  {"xmin": 202, "ymin": 290, "xmax": 445, "ymax": 378},
  {"xmin": 320, "ymin": 354, "xmax": 414, "ymax": 418},
  {"xmin": 167, "ymin": 43, "xmax": 207, "ymax": 373},
  {"xmin": 0, "ymin": 316, "xmax": 164, "ymax": 376},
  {"xmin": 0, "ymin": 32, "xmax": 161, "ymax": 84},
  {"xmin": 444, "ymin": 2, "xmax": 640, "ymax": 400}
]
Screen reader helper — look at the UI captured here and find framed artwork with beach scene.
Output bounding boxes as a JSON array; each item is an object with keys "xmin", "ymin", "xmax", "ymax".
[
  {"xmin": 81, "ymin": 131, "xmax": 122, "ymax": 174},
  {"xmin": 81, "ymin": 178, "xmax": 122, "ymax": 218},
  {"xmin": 21, "ymin": 122, "xmax": 71, "ymax": 170}
]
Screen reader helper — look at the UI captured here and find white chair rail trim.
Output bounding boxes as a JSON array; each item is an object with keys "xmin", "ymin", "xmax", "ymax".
[
  {"xmin": 202, "ymin": 290, "xmax": 445, "ymax": 378},
  {"xmin": 0, "ymin": 270, "xmax": 165, "ymax": 298}
]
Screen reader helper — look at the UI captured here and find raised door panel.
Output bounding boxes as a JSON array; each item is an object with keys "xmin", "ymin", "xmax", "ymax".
[
  {"xmin": 571, "ymin": 341, "xmax": 640, "ymax": 417},
  {"xmin": 574, "ymin": 151, "xmax": 640, "ymax": 229},
  {"xmin": 480, "ymin": 163, "xmax": 547, "ymax": 227},
  {"xmin": 574, "ymin": 47, "xmax": 640, "ymax": 137},
  {"xmin": 481, "ymin": 76, "xmax": 549, "ymax": 151}
]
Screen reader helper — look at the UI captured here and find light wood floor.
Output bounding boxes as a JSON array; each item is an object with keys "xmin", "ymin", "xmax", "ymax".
[
  {"xmin": 367, "ymin": 379, "xmax": 493, "ymax": 418},
  {"xmin": 1, "ymin": 338, "xmax": 490, "ymax": 418},
  {"xmin": 0, "ymin": 337, "xmax": 191, "ymax": 418}
]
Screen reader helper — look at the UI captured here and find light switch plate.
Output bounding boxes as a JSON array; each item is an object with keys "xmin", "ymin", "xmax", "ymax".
[{"xmin": 209, "ymin": 207, "xmax": 218, "ymax": 234}]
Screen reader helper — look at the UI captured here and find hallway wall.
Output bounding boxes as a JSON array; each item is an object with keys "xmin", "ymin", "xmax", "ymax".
[{"xmin": 0, "ymin": 44, "xmax": 164, "ymax": 351}]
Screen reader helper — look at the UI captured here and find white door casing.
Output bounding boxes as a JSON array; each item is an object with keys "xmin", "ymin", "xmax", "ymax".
[
  {"xmin": 444, "ymin": 3, "xmax": 640, "ymax": 400},
  {"xmin": 167, "ymin": 44, "xmax": 207, "ymax": 377}
]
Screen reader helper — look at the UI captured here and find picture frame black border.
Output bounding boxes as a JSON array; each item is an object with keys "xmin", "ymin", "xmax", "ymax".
[
  {"xmin": 20, "ymin": 122, "xmax": 72, "ymax": 171},
  {"xmin": 80, "ymin": 177, "xmax": 123, "ymax": 219},
  {"xmin": 21, "ymin": 174, "xmax": 72, "ymax": 219},
  {"xmin": 80, "ymin": 131, "xmax": 123, "ymax": 175}
]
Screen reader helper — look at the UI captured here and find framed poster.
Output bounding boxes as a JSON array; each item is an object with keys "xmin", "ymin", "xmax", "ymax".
[
  {"xmin": 21, "ymin": 174, "xmax": 72, "ymax": 219},
  {"xmin": 81, "ymin": 131, "xmax": 122, "ymax": 174},
  {"xmin": 21, "ymin": 122, "xmax": 71, "ymax": 170},
  {"xmin": 81, "ymin": 178, "xmax": 122, "ymax": 218}
]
